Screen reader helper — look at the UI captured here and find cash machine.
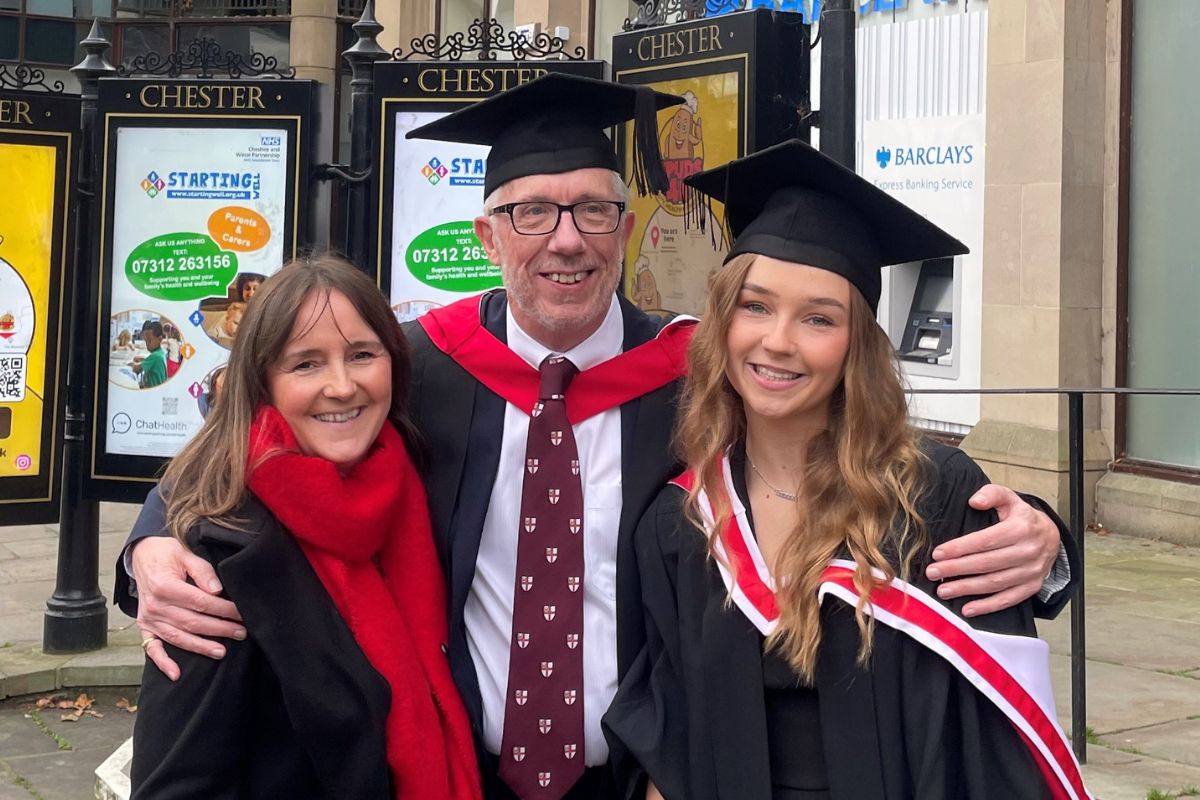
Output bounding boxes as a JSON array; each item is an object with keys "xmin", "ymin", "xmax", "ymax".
[{"xmin": 898, "ymin": 257, "xmax": 954, "ymax": 365}]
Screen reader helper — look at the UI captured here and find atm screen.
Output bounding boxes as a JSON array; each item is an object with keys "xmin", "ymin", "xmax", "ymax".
[{"xmin": 917, "ymin": 274, "xmax": 954, "ymax": 313}]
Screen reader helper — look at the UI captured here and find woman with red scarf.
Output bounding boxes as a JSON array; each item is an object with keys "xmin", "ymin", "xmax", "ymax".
[{"xmin": 131, "ymin": 256, "xmax": 481, "ymax": 800}]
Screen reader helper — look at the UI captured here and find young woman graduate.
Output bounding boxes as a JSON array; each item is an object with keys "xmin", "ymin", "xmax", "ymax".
[
  {"xmin": 602, "ymin": 141, "xmax": 1091, "ymax": 800},
  {"xmin": 130, "ymin": 256, "xmax": 481, "ymax": 800}
]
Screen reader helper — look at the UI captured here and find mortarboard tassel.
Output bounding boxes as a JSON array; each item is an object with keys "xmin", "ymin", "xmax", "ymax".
[{"xmin": 632, "ymin": 85, "xmax": 671, "ymax": 196}]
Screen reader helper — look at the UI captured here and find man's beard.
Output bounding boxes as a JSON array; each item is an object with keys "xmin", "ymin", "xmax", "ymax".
[{"xmin": 502, "ymin": 254, "xmax": 622, "ymax": 334}]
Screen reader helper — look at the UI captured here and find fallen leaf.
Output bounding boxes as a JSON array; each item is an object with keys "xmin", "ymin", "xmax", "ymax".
[{"xmin": 115, "ymin": 698, "xmax": 138, "ymax": 713}]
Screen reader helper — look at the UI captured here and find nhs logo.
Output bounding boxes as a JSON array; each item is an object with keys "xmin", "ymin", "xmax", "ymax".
[{"xmin": 261, "ymin": 135, "xmax": 281, "ymax": 146}]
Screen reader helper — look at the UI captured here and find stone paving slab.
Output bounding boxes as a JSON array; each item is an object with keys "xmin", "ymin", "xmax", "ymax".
[
  {"xmin": 1080, "ymin": 744, "xmax": 1200, "ymax": 800},
  {"xmin": 1050, "ymin": 652, "xmax": 1200, "ymax": 735},
  {"xmin": 1113, "ymin": 718, "xmax": 1200, "ymax": 769},
  {"xmin": 0, "ymin": 687, "xmax": 138, "ymax": 800},
  {"xmin": 1039, "ymin": 604, "xmax": 1200, "ymax": 673}
]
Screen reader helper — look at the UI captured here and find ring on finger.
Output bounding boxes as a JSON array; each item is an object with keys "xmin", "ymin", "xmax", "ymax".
[{"xmin": 141, "ymin": 636, "xmax": 156, "ymax": 650}]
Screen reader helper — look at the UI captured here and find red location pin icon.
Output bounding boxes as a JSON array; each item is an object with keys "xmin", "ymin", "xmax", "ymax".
[{"xmin": 650, "ymin": 226, "xmax": 660, "ymax": 248}]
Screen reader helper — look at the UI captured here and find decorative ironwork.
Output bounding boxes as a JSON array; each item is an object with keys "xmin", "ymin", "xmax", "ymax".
[
  {"xmin": 0, "ymin": 63, "xmax": 67, "ymax": 93},
  {"xmin": 394, "ymin": 18, "xmax": 586, "ymax": 61},
  {"xmin": 114, "ymin": 0, "xmax": 289, "ymax": 16},
  {"xmin": 624, "ymin": 0, "xmax": 740, "ymax": 31},
  {"xmin": 117, "ymin": 36, "xmax": 296, "ymax": 78}
]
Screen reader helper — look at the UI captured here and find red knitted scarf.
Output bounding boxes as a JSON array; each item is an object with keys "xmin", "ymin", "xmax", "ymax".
[{"xmin": 246, "ymin": 406, "xmax": 481, "ymax": 800}]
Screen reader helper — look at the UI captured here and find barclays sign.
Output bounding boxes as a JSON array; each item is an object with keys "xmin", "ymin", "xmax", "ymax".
[
  {"xmin": 708, "ymin": 0, "xmax": 960, "ymax": 25},
  {"xmin": 875, "ymin": 144, "xmax": 974, "ymax": 169}
]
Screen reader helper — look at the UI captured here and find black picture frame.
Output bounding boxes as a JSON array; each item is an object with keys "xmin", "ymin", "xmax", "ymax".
[
  {"xmin": 85, "ymin": 77, "xmax": 314, "ymax": 503},
  {"xmin": 373, "ymin": 59, "xmax": 607, "ymax": 297},
  {"xmin": 0, "ymin": 89, "xmax": 77, "ymax": 525}
]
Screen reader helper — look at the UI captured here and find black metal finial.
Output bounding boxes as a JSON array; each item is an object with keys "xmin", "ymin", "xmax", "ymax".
[
  {"xmin": 343, "ymin": 0, "xmax": 388, "ymax": 69},
  {"xmin": 70, "ymin": 19, "xmax": 116, "ymax": 82}
]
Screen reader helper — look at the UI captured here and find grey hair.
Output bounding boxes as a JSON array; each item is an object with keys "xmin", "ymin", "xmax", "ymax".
[{"xmin": 482, "ymin": 170, "xmax": 630, "ymax": 214}]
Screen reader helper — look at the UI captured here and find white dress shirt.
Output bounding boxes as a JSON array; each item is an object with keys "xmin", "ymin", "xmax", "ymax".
[{"xmin": 465, "ymin": 296, "xmax": 625, "ymax": 766}]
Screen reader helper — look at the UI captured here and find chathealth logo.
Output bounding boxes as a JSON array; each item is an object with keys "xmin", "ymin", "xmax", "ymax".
[
  {"xmin": 420, "ymin": 155, "xmax": 486, "ymax": 187},
  {"xmin": 874, "ymin": 144, "xmax": 974, "ymax": 169},
  {"xmin": 140, "ymin": 170, "xmax": 166, "ymax": 198}
]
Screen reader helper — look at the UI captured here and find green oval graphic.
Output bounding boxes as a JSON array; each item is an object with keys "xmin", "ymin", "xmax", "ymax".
[
  {"xmin": 405, "ymin": 222, "xmax": 500, "ymax": 292},
  {"xmin": 125, "ymin": 233, "xmax": 239, "ymax": 301}
]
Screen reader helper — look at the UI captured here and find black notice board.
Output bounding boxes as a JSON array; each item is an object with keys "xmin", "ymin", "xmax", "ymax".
[
  {"xmin": 374, "ymin": 59, "xmax": 605, "ymax": 323},
  {"xmin": 87, "ymin": 78, "xmax": 314, "ymax": 503},
  {"xmin": 0, "ymin": 90, "xmax": 77, "ymax": 525},
  {"xmin": 612, "ymin": 10, "xmax": 810, "ymax": 318}
]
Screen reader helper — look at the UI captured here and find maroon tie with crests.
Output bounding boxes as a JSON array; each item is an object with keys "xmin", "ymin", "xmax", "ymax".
[{"xmin": 499, "ymin": 355, "xmax": 585, "ymax": 799}]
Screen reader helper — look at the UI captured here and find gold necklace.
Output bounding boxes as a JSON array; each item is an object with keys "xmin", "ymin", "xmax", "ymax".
[{"xmin": 746, "ymin": 455, "xmax": 799, "ymax": 502}]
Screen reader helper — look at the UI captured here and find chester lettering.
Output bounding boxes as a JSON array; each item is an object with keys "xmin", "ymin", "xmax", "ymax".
[
  {"xmin": 138, "ymin": 84, "xmax": 266, "ymax": 110},
  {"xmin": 0, "ymin": 99, "xmax": 33, "ymax": 126},
  {"xmin": 637, "ymin": 25, "xmax": 723, "ymax": 61},
  {"xmin": 417, "ymin": 67, "xmax": 549, "ymax": 94}
]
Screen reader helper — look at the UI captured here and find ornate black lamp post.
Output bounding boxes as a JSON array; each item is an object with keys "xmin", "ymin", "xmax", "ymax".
[
  {"xmin": 44, "ymin": 20, "xmax": 115, "ymax": 654},
  {"xmin": 340, "ymin": 0, "xmax": 388, "ymax": 272}
]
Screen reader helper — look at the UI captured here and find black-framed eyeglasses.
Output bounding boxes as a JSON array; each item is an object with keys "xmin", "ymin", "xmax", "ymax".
[{"xmin": 489, "ymin": 200, "xmax": 627, "ymax": 235}]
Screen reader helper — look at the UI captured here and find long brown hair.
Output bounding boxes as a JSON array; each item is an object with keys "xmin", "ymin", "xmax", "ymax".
[
  {"xmin": 162, "ymin": 254, "xmax": 419, "ymax": 542},
  {"xmin": 676, "ymin": 253, "xmax": 929, "ymax": 682}
]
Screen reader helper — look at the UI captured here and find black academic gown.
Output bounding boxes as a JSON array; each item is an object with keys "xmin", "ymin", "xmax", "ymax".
[
  {"xmin": 602, "ymin": 442, "xmax": 1055, "ymax": 800},
  {"xmin": 401, "ymin": 290, "xmax": 684, "ymax": 753}
]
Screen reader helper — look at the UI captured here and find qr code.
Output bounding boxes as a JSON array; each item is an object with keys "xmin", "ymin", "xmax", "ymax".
[
  {"xmin": 0, "ymin": 355, "xmax": 25, "ymax": 402},
  {"xmin": 161, "ymin": 396, "xmax": 179, "ymax": 416}
]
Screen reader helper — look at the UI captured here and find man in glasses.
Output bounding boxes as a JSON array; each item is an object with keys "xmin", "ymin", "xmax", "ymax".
[{"xmin": 118, "ymin": 74, "xmax": 1076, "ymax": 800}]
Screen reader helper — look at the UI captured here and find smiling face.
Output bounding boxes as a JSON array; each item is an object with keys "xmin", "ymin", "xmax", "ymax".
[
  {"xmin": 474, "ymin": 167, "xmax": 634, "ymax": 351},
  {"xmin": 725, "ymin": 256, "xmax": 852, "ymax": 435},
  {"xmin": 266, "ymin": 289, "xmax": 392, "ymax": 472}
]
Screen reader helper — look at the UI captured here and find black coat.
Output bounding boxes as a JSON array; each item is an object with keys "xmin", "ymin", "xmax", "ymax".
[
  {"xmin": 602, "ymin": 443, "xmax": 1055, "ymax": 800},
  {"xmin": 130, "ymin": 496, "xmax": 392, "ymax": 800},
  {"xmin": 401, "ymin": 290, "xmax": 684, "ymax": 741}
]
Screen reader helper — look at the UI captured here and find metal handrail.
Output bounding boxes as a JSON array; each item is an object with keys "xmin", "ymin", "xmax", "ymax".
[{"xmin": 905, "ymin": 385, "xmax": 1200, "ymax": 763}]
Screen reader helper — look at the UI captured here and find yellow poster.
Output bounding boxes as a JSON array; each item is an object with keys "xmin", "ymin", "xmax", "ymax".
[
  {"xmin": 0, "ymin": 141, "xmax": 55, "ymax": 479},
  {"xmin": 623, "ymin": 72, "xmax": 738, "ymax": 317}
]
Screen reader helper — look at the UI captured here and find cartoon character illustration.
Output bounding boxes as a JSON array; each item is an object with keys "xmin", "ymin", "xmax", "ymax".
[
  {"xmin": 664, "ymin": 91, "xmax": 704, "ymax": 160},
  {"xmin": 633, "ymin": 264, "xmax": 662, "ymax": 311}
]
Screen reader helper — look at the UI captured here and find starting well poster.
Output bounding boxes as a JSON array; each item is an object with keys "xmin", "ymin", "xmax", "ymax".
[
  {"xmin": 375, "ymin": 61, "xmax": 605, "ymax": 320},
  {"xmin": 90, "ymin": 78, "xmax": 311, "ymax": 499},
  {"xmin": 103, "ymin": 125, "xmax": 288, "ymax": 458}
]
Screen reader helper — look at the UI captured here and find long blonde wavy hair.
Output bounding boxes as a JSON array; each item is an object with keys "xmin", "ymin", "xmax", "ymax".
[
  {"xmin": 161, "ymin": 254, "xmax": 420, "ymax": 543},
  {"xmin": 676, "ymin": 253, "xmax": 930, "ymax": 682}
]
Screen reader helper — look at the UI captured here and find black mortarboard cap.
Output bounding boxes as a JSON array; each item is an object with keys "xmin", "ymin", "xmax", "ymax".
[
  {"xmin": 405, "ymin": 73, "xmax": 685, "ymax": 198},
  {"xmin": 684, "ymin": 139, "xmax": 968, "ymax": 312}
]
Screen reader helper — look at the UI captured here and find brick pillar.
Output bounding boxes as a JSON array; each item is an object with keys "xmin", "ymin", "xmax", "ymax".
[
  {"xmin": 375, "ymin": 0, "xmax": 438, "ymax": 56},
  {"xmin": 515, "ymin": 0, "xmax": 590, "ymax": 56},
  {"xmin": 961, "ymin": 0, "xmax": 1111, "ymax": 518}
]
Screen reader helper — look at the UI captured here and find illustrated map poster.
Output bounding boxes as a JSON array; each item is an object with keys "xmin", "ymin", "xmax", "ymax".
[
  {"xmin": 620, "ymin": 71, "xmax": 738, "ymax": 317},
  {"xmin": 0, "ymin": 89, "xmax": 74, "ymax": 524},
  {"xmin": 102, "ymin": 125, "xmax": 288, "ymax": 458}
]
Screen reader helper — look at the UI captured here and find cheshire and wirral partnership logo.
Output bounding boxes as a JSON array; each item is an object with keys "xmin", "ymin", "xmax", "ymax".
[{"xmin": 140, "ymin": 170, "xmax": 166, "ymax": 198}]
